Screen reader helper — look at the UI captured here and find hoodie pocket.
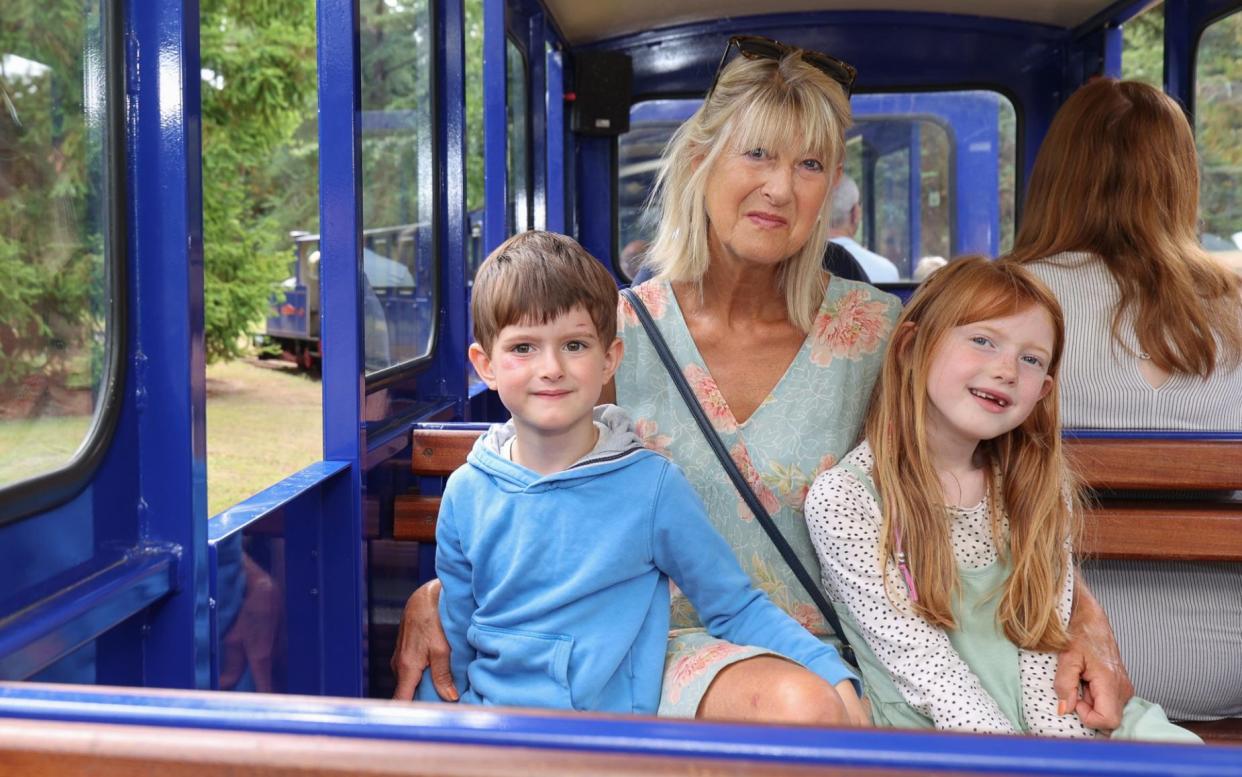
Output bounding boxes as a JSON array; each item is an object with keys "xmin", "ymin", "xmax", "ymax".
[{"xmin": 466, "ymin": 622, "xmax": 575, "ymax": 709}]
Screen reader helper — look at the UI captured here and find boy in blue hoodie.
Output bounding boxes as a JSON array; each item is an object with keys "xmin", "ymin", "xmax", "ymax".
[{"xmin": 418, "ymin": 230, "xmax": 861, "ymax": 717}]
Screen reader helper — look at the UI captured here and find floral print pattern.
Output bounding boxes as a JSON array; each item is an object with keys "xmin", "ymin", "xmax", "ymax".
[
  {"xmin": 635, "ymin": 417, "xmax": 673, "ymax": 457},
  {"xmin": 663, "ymin": 641, "xmax": 750, "ymax": 705},
  {"xmin": 619, "ymin": 280, "xmax": 670, "ymax": 327},
  {"xmin": 685, "ymin": 364, "xmax": 738, "ymax": 433},
  {"xmin": 616, "ymin": 277, "xmax": 900, "ymax": 717},
  {"xmin": 730, "ymin": 440, "xmax": 781, "ymax": 519},
  {"xmin": 810, "ymin": 288, "xmax": 894, "ymax": 366}
]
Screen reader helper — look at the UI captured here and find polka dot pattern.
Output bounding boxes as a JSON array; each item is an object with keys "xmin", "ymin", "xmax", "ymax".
[{"xmin": 806, "ymin": 441, "xmax": 1098, "ymax": 737}]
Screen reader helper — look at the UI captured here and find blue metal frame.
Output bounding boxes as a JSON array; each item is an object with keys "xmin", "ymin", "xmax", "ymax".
[
  {"xmin": 102, "ymin": 0, "xmax": 209, "ymax": 689},
  {"xmin": 0, "ymin": 684, "xmax": 1238, "ymax": 775},
  {"xmin": 1064, "ymin": 430, "xmax": 1242, "ymax": 440},
  {"xmin": 316, "ymin": 0, "xmax": 365, "ymax": 697},
  {"xmin": 412, "ymin": 0, "xmax": 471, "ymax": 419},
  {"xmin": 0, "ymin": 548, "xmax": 176, "ymax": 680},
  {"xmin": 206, "ymin": 460, "xmax": 351, "ymax": 692}
]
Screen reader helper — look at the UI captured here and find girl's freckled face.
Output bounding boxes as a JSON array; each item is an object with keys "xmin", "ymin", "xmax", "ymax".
[{"xmin": 924, "ymin": 306, "xmax": 1056, "ymax": 452}]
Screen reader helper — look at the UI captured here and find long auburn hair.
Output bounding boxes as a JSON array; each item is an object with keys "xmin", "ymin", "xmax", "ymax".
[
  {"xmin": 866, "ymin": 258, "xmax": 1078, "ymax": 651},
  {"xmin": 1009, "ymin": 78, "xmax": 1242, "ymax": 377},
  {"xmin": 644, "ymin": 50, "xmax": 852, "ymax": 332}
]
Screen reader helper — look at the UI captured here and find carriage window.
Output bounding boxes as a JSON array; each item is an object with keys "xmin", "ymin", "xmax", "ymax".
[
  {"xmin": 359, "ymin": 0, "xmax": 436, "ymax": 373},
  {"xmin": 1122, "ymin": 2, "xmax": 1164, "ymax": 88},
  {"xmin": 506, "ymin": 38, "xmax": 531, "ymax": 235},
  {"xmin": 0, "ymin": 2, "xmax": 118, "ymax": 496},
  {"xmin": 1196, "ymin": 9, "xmax": 1242, "ymax": 275},
  {"xmin": 617, "ymin": 91, "xmax": 1015, "ymax": 282},
  {"xmin": 465, "ymin": 0, "xmax": 484, "ymax": 277}
]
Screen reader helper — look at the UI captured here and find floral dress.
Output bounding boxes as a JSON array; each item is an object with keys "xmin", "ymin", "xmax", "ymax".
[{"xmin": 615, "ymin": 278, "xmax": 900, "ymax": 715}]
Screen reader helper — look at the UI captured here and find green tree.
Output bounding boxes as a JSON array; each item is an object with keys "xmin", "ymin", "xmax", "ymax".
[
  {"xmin": 200, "ymin": 0, "xmax": 316, "ymax": 362},
  {"xmin": 1194, "ymin": 12, "xmax": 1241, "ymax": 241},
  {"xmin": 1122, "ymin": 9, "xmax": 1164, "ymax": 88},
  {"xmin": 0, "ymin": 3, "xmax": 101, "ymax": 387}
]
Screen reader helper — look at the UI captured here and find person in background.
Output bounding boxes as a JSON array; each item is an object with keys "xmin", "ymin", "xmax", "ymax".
[
  {"xmin": 1009, "ymin": 78, "xmax": 1242, "ymax": 723},
  {"xmin": 913, "ymin": 255, "xmax": 948, "ymax": 283},
  {"xmin": 828, "ymin": 174, "xmax": 900, "ymax": 282}
]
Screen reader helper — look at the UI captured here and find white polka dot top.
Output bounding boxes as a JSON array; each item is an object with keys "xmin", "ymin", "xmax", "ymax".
[{"xmin": 806, "ymin": 441, "xmax": 1097, "ymax": 737}]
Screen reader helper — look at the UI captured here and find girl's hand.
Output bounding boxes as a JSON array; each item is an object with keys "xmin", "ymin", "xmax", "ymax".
[
  {"xmin": 834, "ymin": 679, "xmax": 871, "ymax": 727},
  {"xmin": 390, "ymin": 579, "xmax": 458, "ymax": 701}
]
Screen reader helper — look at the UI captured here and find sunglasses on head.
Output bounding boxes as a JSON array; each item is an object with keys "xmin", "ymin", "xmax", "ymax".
[{"xmin": 708, "ymin": 35, "xmax": 857, "ymax": 99}]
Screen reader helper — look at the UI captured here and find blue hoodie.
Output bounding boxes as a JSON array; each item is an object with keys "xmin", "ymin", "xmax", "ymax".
[{"xmin": 417, "ymin": 405, "xmax": 856, "ymax": 713}]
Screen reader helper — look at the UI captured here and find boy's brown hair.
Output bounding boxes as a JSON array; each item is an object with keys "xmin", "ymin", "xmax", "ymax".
[{"xmin": 471, "ymin": 230, "xmax": 619, "ymax": 353}]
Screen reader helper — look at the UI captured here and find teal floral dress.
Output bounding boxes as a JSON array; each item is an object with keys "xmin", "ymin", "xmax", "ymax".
[{"xmin": 615, "ymin": 278, "xmax": 900, "ymax": 716}]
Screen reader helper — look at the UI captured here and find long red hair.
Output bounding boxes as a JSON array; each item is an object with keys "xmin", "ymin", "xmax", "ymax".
[
  {"xmin": 866, "ymin": 257, "xmax": 1078, "ymax": 651},
  {"xmin": 1009, "ymin": 78, "xmax": 1242, "ymax": 377}
]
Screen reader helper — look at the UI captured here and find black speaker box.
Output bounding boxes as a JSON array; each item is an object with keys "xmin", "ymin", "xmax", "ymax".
[{"xmin": 571, "ymin": 51, "xmax": 632, "ymax": 136}]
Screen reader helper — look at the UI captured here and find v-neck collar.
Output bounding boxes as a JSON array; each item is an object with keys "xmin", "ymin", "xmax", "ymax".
[{"xmin": 660, "ymin": 278, "xmax": 834, "ymax": 430}]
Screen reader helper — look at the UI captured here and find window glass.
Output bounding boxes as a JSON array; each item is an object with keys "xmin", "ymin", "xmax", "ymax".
[
  {"xmin": 1196, "ymin": 10, "xmax": 1242, "ymax": 275},
  {"xmin": 360, "ymin": 0, "xmax": 435, "ymax": 373},
  {"xmin": 0, "ymin": 2, "xmax": 114, "ymax": 490},
  {"xmin": 872, "ymin": 146, "xmax": 912, "ymax": 272},
  {"xmin": 506, "ymin": 38, "xmax": 530, "ymax": 235},
  {"xmin": 618, "ymin": 90, "xmax": 1015, "ymax": 282},
  {"xmin": 465, "ymin": 0, "xmax": 484, "ymax": 277},
  {"xmin": 203, "ymin": 0, "xmax": 321, "ymax": 516},
  {"xmin": 1122, "ymin": 3, "xmax": 1164, "ymax": 88}
]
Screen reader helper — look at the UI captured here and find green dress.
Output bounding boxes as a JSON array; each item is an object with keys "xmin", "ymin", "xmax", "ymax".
[
  {"xmin": 816, "ymin": 448, "xmax": 1199, "ymax": 742},
  {"xmin": 615, "ymin": 278, "xmax": 901, "ymax": 716}
]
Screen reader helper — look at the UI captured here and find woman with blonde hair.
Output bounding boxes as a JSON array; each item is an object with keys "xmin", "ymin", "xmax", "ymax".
[
  {"xmin": 1010, "ymin": 77, "xmax": 1242, "ymax": 721},
  {"xmin": 394, "ymin": 40, "xmax": 1134, "ymax": 730}
]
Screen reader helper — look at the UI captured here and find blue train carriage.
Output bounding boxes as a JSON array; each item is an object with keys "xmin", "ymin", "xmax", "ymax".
[{"xmin": 0, "ymin": 0, "xmax": 1240, "ymax": 773}]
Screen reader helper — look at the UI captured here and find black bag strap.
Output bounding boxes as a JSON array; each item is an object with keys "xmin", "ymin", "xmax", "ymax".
[{"xmin": 621, "ymin": 287, "xmax": 855, "ymax": 667}]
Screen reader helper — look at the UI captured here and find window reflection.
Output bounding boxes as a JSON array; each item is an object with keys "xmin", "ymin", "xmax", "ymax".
[
  {"xmin": 360, "ymin": 0, "xmax": 436, "ymax": 374},
  {"xmin": 506, "ymin": 38, "xmax": 530, "ymax": 236},
  {"xmin": 1196, "ymin": 10, "xmax": 1242, "ymax": 277},
  {"xmin": 0, "ymin": 3, "xmax": 112, "ymax": 491}
]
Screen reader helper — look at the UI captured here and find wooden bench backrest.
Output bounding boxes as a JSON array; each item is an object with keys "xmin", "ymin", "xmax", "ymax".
[
  {"xmin": 398, "ymin": 428, "xmax": 1242, "ymax": 561},
  {"xmin": 1067, "ymin": 437, "xmax": 1242, "ymax": 561}
]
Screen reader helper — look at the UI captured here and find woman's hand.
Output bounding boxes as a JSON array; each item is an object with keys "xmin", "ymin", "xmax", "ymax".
[
  {"xmin": 1054, "ymin": 579, "xmax": 1133, "ymax": 729},
  {"xmin": 390, "ymin": 579, "xmax": 458, "ymax": 701},
  {"xmin": 834, "ymin": 679, "xmax": 871, "ymax": 726}
]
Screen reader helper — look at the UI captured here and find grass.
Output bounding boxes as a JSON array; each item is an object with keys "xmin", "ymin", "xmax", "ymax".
[
  {"xmin": 0, "ymin": 415, "xmax": 92, "ymax": 486},
  {"xmin": 207, "ymin": 358, "xmax": 322, "ymax": 516},
  {"xmin": 0, "ymin": 359, "xmax": 321, "ymax": 513}
]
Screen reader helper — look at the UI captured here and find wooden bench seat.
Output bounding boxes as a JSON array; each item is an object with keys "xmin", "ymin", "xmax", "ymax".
[{"xmin": 394, "ymin": 425, "xmax": 1242, "ymax": 741}]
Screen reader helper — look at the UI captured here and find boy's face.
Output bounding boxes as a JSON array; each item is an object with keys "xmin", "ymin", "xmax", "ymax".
[{"xmin": 469, "ymin": 305, "xmax": 623, "ymax": 441}]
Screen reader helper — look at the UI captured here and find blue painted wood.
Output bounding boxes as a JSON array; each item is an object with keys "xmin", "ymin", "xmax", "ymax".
[
  {"xmin": 0, "ymin": 683, "xmax": 1236, "ymax": 775},
  {"xmin": 119, "ymin": 0, "xmax": 210, "ymax": 690},
  {"xmin": 208, "ymin": 461, "xmax": 351, "ymax": 542},
  {"xmin": 317, "ymin": 0, "xmax": 365, "ymax": 698},
  {"xmin": 0, "ymin": 549, "xmax": 176, "ymax": 680}
]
